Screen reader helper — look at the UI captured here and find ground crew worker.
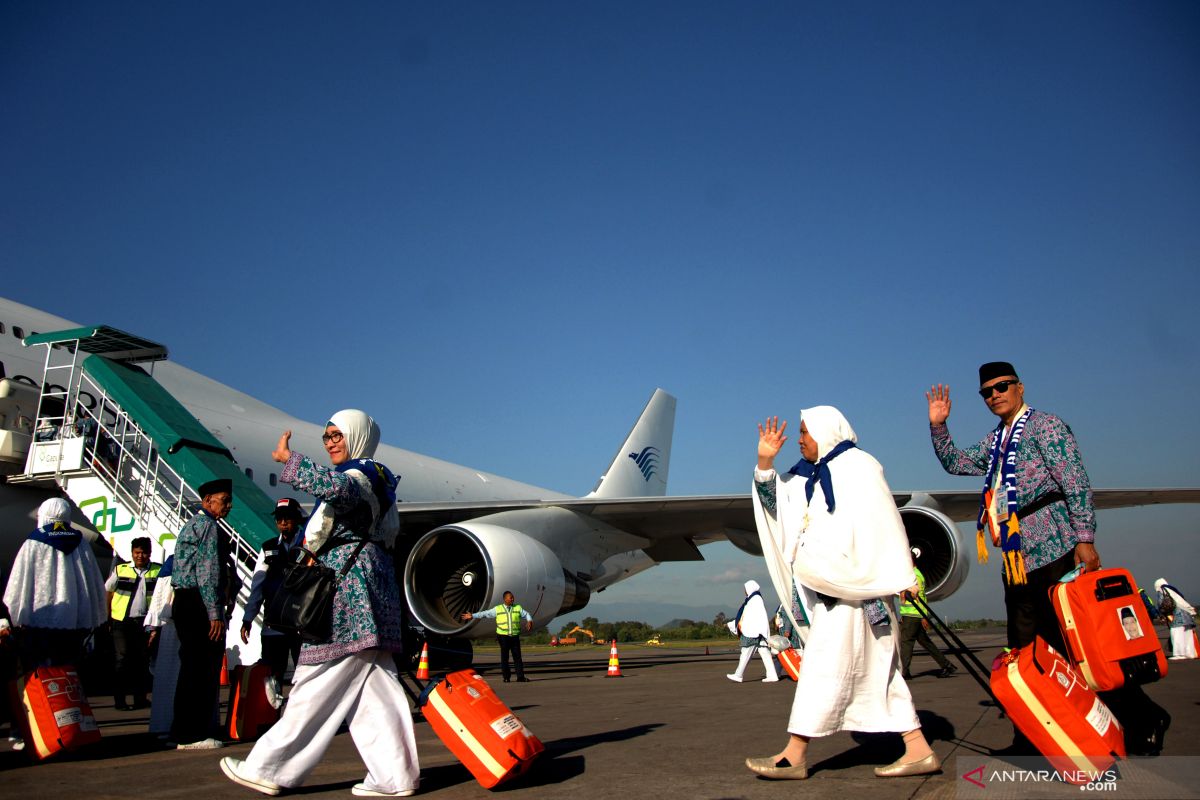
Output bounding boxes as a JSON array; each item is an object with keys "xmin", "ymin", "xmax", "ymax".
[
  {"xmin": 240, "ymin": 497, "xmax": 306, "ymax": 684},
  {"xmin": 460, "ymin": 591, "xmax": 533, "ymax": 682},
  {"xmin": 107, "ymin": 536, "xmax": 161, "ymax": 710},
  {"xmin": 898, "ymin": 547, "xmax": 955, "ymax": 680}
]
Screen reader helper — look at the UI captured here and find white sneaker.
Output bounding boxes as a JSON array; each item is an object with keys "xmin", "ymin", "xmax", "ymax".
[
  {"xmin": 177, "ymin": 737, "xmax": 224, "ymax": 750},
  {"xmin": 351, "ymin": 783, "xmax": 416, "ymax": 797},
  {"xmin": 726, "ymin": 674, "xmax": 743, "ymax": 682},
  {"xmin": 221, "ymin": 757, "xmax": 282, "ymax": 796},
  {"xmin": 761, "ymin": 676, "xmax": 780, "ymax": 682}
]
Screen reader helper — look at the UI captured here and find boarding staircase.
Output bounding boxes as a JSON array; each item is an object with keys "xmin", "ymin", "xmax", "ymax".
[{"xmin": 8, "ymin": 325, "xmax": 278, "ymax": 661}]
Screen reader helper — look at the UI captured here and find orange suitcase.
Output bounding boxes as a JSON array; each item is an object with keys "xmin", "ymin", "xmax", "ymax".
[
  {"xmin": 419, "ymin": 669, "xmax": 544, "ymax": 788},
  {"xmin": 1052, "ymin": 568, "xmax": 1167, "ymax": 691},
  {"xmin": 991, "ymin": 638, "xmax": 1125, "ymax": 784},
  {"xmin": 10, "ymin": 666, "xmax": 101, "ymax": 760},
  {"xmin": 226, "ymin": 661, "xmax": 281, "ymax": 741},
  {"xmin": 776, "ymin": 648, "xmax": 801, "ymax": 681}
]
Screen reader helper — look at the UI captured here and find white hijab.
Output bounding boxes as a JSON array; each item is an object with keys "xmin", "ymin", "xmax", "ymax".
[
  {"xmin": 1155, "ymin": 578, "xmax": 1195, "ymax": 616},
  {"xmin": 737, "ymin": 579, "xmax": 771, "ymax": 640},
  {"xmin": 37, "ymin": 497, "xmax": 72, "ymax": 528},
  {"xmin": 303, "ymin": 409, "xmax": 399, "ymax": 551},
  {"xmin": 753, "ymin": 405, "xmax": 916, "ymax": 630}
]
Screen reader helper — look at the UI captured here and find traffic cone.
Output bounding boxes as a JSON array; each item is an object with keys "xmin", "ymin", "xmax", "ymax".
[
  {"xmin": 416, "ymin": 641, "xmax": 430, "ymax": 680},
  {"xmin": 606, "ymin": 640, "xmax": 623, "ymax": 678},
  {"xmin": 220, "ymin": 651, "xmax": 230, "ymax": 686}
]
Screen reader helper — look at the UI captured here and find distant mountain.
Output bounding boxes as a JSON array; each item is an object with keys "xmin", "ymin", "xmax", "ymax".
[{"xmin": 552, "ymin": 601, "xmax": 736, "ymax": 629}]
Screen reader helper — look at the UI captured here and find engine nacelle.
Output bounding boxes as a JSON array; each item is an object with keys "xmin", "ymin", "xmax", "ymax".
[
  {"xmin": 404, "ymin": 522, "xmax": 590, "ymax": 637},
  {"xmin": 897, "ymin": 504, "xmax": 970, "ymax": 601}
]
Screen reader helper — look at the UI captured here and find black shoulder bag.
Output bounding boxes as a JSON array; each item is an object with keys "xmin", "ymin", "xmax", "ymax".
[{"xmin": 264, "ymin": 535, "xmax": 370, "ymax": 644}]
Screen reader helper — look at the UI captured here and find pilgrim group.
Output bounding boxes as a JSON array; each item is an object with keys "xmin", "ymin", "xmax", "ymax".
[{"xmin": 0, "ymin": 363, "xmax": 1193, "ymax": 791}]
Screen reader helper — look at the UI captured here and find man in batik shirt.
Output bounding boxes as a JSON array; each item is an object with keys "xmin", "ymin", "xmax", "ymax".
[
  {"xmin": 925, "ymin": 362, "xmax": 1099, "ymax": 652},
  {"xmin": 170, "ymin": 477, "xmax": 235, "ymax": 750}
]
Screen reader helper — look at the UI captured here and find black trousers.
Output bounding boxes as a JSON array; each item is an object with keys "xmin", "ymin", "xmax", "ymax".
[
  {"xmin": 112, "ymin": 615, "xmax": 150, "ymax": 703},
  {"xmin": 1004, "ymin": 550, "xmax": 1076, "ymax": 651},
  {"xmin": 899, "ymin": 616, "xmax": 951, "ymax": 675},
  {"xmin": 497, "ymin": 635, "xmax": 525, "ymax": 680},
  {"xmin": 171, "ymin": 588, "xmax": 224, "ymax": 744},
  {"xmin": 260, "ymin": 632, "xmax": 302, "ymax": 684}
]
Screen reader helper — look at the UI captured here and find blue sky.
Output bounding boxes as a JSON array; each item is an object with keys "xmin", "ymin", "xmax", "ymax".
[{"xmin": 3, "ymin": 2, "xmax": 1198, "ymax": 621}]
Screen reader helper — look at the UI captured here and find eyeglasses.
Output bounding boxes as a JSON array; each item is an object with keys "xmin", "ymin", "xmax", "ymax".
[
  {"xmin": 978, "ymin": 379, "xmax": 1019, "ymax": 399},
  {"xmin": 321, "ymin": 431, "xmax": 344, "ymax": 444}
]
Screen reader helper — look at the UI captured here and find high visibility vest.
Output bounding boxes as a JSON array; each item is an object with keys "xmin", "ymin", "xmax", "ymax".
[
  {"xmin": 110, "ymin": 562, "xmax": 162, "ymax": 621},
  {"xmin": 899, "ymin": 568, "xmax": 926, "ymax": 618},
  {"xmin": 494, "ymin": 604, "xmax": 524, "ymax": 636}
]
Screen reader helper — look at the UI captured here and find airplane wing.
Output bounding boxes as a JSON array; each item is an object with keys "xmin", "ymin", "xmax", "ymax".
[{"xmin": 395, "ymin": 488, "xmax": 1200, "ymax": 562}]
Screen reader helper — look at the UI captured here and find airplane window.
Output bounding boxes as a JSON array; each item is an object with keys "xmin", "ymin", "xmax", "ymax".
[
  {"xmin": 0, "ymin": 322, "xmax": 5, "ymax": 333},
  {"xmin": 13, "ymin": 326, "xmax": 24, "ymax": 338},
  {"xmin": 244, "ymin": 467, "xmax": 253, "ymax": 480},
  {"xmin": 269, "ymin": 473, "xmax": 278, "ymax": 486}
]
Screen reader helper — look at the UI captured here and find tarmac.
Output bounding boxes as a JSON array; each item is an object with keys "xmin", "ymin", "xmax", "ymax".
[{"xmin": 2, "ymin": 628, "xmax": 1197, "ymax": 800}]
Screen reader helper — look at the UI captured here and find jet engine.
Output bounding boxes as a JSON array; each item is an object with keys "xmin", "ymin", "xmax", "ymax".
[
  {"xmin": 404, "ymin": 522, "xmax": 591, "ymax": 637},
  {"xmin": 897, "ymin": 503, "xmax": 970, "ymax": 601}
]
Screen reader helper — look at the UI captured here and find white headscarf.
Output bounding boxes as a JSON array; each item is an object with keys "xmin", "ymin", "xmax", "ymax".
[
  {"xmin": 37, "ymin": 497, "xmax": 72, "ymax": 529},
  {"xmin": 737, "ymin": 579, "xmax": 771, "ymax": 640},
  {"xmin": 1155, "ymin": 578, "xmax": 1196, "ymax": 616},
  {"xmin": 327, "ymin": 409, "xmax": 380, "ymax": 460},
  {"xmin": 752, "ymin": 406, "xmax": 916, "ymax": 630},
  {"xmin": 304, "ymin": 409, "xmax": 398, "ymax": 551}
]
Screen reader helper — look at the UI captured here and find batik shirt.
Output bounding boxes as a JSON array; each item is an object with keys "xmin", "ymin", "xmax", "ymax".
[
  {"xmin": 931, "ymin": 409, "xmax": 1095, "ymax": 573},
  {"xmin": 754, "ymin": 473, "xmax": 890, "ymax": 626},
  {"xmin": 281, "ymin": 453, "xmax": 404, "ymax": 665},
  {"xmin": 172, "ymin": 510, "xmax": 230, "ymax": 621}
]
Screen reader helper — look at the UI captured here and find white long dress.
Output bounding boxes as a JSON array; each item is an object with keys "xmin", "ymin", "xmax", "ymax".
[
  {"xmin": 144, "ymin": 570, "xmax": 180, "ymax": 735},
  {"xmin": 752, "ymin": 407, "xmax": 920, "ymax": 737}
]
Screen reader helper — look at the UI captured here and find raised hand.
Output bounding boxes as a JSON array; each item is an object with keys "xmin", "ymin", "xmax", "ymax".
[
  {"xmin": 757, "ymin": 416, "xmax": 789, "ymax": 470},
  {"xmin": 926, "ymin": 384, "xmax": 952, "ymax": 425},
  {"xmin": 272, "ymin": 430, "xmax": 293, "ymax": 464}
]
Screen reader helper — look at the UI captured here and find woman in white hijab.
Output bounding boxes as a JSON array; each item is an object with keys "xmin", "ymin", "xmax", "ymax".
[
  {"xmin": 746, "ymin": 406, "xmax": 939, "ymax": 779},
  {"xmin": 3, "ymin": 497, "xmax": 107, "ymax": 668},
  {"xmin": 727, "ymin": 579, "xmax": 778, "ymax": 682},
  {"xmin": 1154, "ymin": 578, "xmax": 1197, "ymax": 660},
  {"xmin": 221, "ymin": 410, "xmax": 418, "ymax": 798}
]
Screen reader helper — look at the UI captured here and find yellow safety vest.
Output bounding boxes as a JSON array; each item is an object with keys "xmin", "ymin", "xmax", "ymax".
[
  {"xmin": 494, "ymin": 604, "xmax": 524, "ymax": 636},
  {"xmin": 899, "ymin": 568, "xmax": 926, "ymax": 618},
  {"xmin": 110, "ymin": 562, "xmax": 161, "ymax": 621}
]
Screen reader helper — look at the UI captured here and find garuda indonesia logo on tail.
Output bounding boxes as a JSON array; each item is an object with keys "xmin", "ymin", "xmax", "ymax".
[{"xmin": 628, "ymin": 446, "xmax": 660, "ymax": 481}]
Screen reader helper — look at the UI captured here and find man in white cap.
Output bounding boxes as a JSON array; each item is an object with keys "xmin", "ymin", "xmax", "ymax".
[{"xmin": 897, "ymin": 547, "xmax": 955, "ymax": 679}]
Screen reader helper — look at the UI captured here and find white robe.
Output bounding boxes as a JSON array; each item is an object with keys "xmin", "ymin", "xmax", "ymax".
[
  {"xmin": 144, "ymin": 571, "xmax": 180, "ymax": 735},
  {"xmin": 752, "ymin": 408, "xmax": 919, "ymax": 736},
  {"xmin": 3, "ymin": 535, "xmax": 107, "ymax": 630}
]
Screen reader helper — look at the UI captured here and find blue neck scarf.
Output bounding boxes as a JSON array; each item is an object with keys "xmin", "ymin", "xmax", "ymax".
[
  {"xmin": 28, "ymin": 522, "xmax": 83, "ymax": 554},
  {"xmin": 787, "ymin": 439, "xmax": 856, "ymax": 513}
]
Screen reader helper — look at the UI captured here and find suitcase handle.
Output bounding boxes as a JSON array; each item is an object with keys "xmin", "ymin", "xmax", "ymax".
[{"xmin": 1094, "ymin": 574, "xmax": 1132, "ymax": 602}]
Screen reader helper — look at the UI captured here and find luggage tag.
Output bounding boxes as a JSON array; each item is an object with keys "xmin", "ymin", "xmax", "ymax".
[{"xmin": 1059, "ymin": 564, "xmax": 1084, "ymax": 583}]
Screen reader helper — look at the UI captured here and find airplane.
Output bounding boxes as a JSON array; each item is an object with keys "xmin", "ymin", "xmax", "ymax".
[{"xmin": 2, "ymin": 295, "xmax": 1198, "ymax": 661}]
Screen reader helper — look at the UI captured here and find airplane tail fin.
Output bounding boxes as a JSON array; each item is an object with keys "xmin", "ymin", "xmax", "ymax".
[{"xmin": 587, "ymin": 389, "xmax": 676, "ymax": 498}]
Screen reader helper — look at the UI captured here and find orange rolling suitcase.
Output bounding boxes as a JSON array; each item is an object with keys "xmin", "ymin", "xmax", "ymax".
[
  {"xmin": 10, "ymin": 666, "xmax": 101, "ymax": 760},
  {"xmin": 226, "ymin": 661, "xmax": 281, "ymax": 741},
  {"xmin": 419, "ymin": 669, "xmax": 544, "ymax": 788},
  {"xmin": 776, "ymin": 647, "xmax": 801, "ymax": 681},
  {"xmin": 991, "ymin": 638, "xmax": 1125, "ymax": 784},
  {"xmin": 1052, "ymin": 568, "xmax": 1167, "ymax": 691}
]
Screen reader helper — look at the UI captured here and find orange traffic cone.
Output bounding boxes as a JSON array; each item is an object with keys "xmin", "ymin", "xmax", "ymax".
[
  {"xmin": 606, "ymin": 640, "xmax": 623, "ymax": 678},
  {"xmin": 416, "ymin": 641, "xmax": 430, "ymax": 680},
  {"xmin": 220, "ymin": 651, "xmax": 230, "ymax": 686}
]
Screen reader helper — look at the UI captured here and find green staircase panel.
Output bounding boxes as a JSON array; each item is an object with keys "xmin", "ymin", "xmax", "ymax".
[{"xmin": 170, "ymin": 448, "xmax": 278, "ymax": 551}]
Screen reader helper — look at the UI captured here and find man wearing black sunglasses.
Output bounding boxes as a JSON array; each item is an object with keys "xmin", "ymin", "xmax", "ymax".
[{"xmin": 925, "ymin": 362, "xmax": 1099, "ymax": 655}]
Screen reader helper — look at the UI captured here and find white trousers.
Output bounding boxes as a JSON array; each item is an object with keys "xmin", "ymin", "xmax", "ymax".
[
  {"xmin": 733, "ymin": 644, "xmax": 777, "ymax": 679},
  {"xmin": 244, "ymin": 649, "xmax": 420, "ymax": 792},
  {"xmin": 1169, "ymin": 627, "xmax": 1197, "ymax": 659}
]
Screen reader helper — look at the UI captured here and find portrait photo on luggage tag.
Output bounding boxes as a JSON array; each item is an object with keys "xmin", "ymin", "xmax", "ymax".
[{"xmin": 1119, "ymin": 606, "xmax": 1144, "ymax": 640}]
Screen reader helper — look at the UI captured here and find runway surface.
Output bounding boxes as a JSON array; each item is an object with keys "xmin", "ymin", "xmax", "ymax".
[{"xmin": 3, "ymin": 629, "xmax": 1196, "ymax": 799}]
